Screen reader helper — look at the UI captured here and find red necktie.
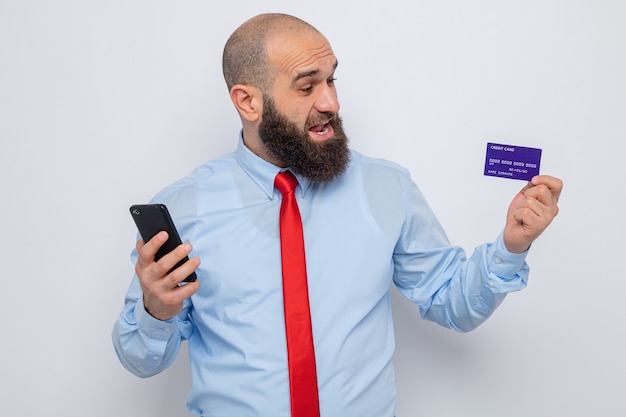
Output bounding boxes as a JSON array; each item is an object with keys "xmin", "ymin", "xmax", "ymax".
[{"xmin": 274, "ymin": 171, "xmax": 320, "ymax": 417}]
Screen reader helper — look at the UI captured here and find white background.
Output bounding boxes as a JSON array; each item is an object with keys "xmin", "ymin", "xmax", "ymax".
[{"xmin": 1, "ymin": 1, "xmax": 624, "ymax": 416}]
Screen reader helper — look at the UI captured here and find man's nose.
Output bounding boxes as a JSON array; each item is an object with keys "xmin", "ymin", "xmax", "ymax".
[{"xmin": 314, "ymin": 85, "xmax": 340, "ymax": 114}]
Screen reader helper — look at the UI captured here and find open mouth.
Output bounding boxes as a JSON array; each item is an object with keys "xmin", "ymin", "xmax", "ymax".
[{"xmin": 308, "ymin": 122, "xmax": 334, "ymax": 140}]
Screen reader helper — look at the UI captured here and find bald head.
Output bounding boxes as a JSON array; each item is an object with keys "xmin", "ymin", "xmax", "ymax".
[{"xmin": 222, "ymin": 13, "xmax": 321, "ymax": 92}]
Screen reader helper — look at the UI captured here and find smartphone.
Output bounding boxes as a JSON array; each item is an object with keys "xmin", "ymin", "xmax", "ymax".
[{"xmin": 129, "ymin": 204, "xmax": 197, "ymax": 282}]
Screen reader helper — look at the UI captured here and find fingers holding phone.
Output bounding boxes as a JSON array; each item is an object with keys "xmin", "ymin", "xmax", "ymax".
[
  {"xmin": 135, "ymin": 232, "xmax": 201, "ymax": 321},
  {"xmin": 130, "ymin": 204, "xmax": 200, "ymax": 321}
]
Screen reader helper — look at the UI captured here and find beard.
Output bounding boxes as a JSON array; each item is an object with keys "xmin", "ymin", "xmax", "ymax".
[{"xmin": 258, "ymin": 96, "xmax": 350, "ymax": 183}]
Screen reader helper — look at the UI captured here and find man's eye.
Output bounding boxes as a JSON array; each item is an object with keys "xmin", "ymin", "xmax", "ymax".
[
  {"xmin": 301, "ymin": 85, "xmax": 313, "ymax": 93},
  {"xmin": 327, "ymin": 77, "xmax": 337, "ymax": 85}
]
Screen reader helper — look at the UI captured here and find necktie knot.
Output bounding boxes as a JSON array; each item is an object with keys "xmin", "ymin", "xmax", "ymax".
[{"xmin": 275, "ymin": 171, "xmax": 298, "ymax": 195}]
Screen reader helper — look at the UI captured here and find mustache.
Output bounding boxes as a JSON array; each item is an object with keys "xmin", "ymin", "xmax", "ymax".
[{"xmin": 307, "ymin": 111, "xmax": 337, "ymax": 127}]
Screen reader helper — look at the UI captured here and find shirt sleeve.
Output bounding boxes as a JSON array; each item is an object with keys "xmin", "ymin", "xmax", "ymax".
[
  {"xmin": 392, "ymin": 177, "xmax": 529, "ymax": 332},
  {"xmin": 112, "ymin": 269, "xmax": 194, "ymax": 377}
]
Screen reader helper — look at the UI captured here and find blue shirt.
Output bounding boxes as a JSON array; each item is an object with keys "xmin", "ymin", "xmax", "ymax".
[{"xmin": 113, "ymin": 135, "xmax": 529, "ymax": 417}]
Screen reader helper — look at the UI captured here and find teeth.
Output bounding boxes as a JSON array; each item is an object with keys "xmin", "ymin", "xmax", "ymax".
[{"xmin": 317, "ymin": 124, "xmax": 328, "ymax": 135}]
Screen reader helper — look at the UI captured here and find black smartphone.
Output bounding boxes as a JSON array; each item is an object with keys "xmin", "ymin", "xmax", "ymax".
[{"xmin": 129, "ymin": 204, "xmax": 197, "ymax": 282}]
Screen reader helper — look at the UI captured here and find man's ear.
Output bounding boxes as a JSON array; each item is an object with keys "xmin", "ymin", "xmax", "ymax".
[{"xmin": 230, "ymin": 84, "xmax": 262, "ymax": 123}]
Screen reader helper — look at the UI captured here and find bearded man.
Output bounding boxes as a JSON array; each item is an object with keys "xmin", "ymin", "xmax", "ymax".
[{"xmin": 113, "ymin": 13, "xmax": 562, "ymax": 417}]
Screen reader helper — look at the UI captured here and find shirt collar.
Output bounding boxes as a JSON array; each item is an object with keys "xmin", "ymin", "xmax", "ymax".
[{"xmin": 234, "ymin": 131, "xmax": 312, "ymax": 199}]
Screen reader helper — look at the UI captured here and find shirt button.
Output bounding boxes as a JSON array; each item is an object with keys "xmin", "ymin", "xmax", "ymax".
[
  {"xmin": 489, "ymin": 280, "xmax": 495, "ymax": 287},
  {"xmin": 152, "ymin": 356, "xmax": 159, "ymax": 361},
  {"xmin": 494, "ymin": 257, "xmax": 502, "ymax": 264},
  {"xmin": 163, "ymin": 327, "xmax": 172, "ymax": 332}
]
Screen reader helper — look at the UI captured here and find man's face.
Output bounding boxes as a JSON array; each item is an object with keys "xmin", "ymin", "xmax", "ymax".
[{"xmin": 257, "ymin": 31, "xmax": 349, "ymax": 182}]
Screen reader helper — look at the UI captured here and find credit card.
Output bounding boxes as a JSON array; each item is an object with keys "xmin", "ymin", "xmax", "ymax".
[{"xmin": 484, "ymin": 142, "xmax": 542, "ymax": 181}]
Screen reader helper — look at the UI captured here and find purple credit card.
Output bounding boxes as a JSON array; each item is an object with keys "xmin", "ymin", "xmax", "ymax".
[{"xmin": 484, "ymin": 142, "xmax": 542, "ymax": 181}]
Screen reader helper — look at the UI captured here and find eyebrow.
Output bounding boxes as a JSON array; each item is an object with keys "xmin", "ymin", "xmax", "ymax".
[{"xmin": 291, "ymin": 60, "xmax": 339, "ymax": 86}]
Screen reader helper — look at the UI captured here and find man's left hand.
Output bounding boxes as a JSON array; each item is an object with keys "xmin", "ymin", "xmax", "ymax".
[{"xmin": 504, "ymin": 175, "xmax": 563, "ymax": 253}]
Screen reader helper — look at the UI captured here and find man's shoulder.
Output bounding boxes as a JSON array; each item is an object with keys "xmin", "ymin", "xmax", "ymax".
[
  {"xmin": 152, "ymin": 152, "xmax": 238, "ymax": 202},
  {"xmin": 348, "ymin": 149, "xmax": 410, "ymax": 177}
]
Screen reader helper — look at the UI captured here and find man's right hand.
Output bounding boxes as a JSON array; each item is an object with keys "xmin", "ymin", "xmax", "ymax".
[{"xmin": 135, "ymin": 231, "xmax": 201, "ymax": 321}]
